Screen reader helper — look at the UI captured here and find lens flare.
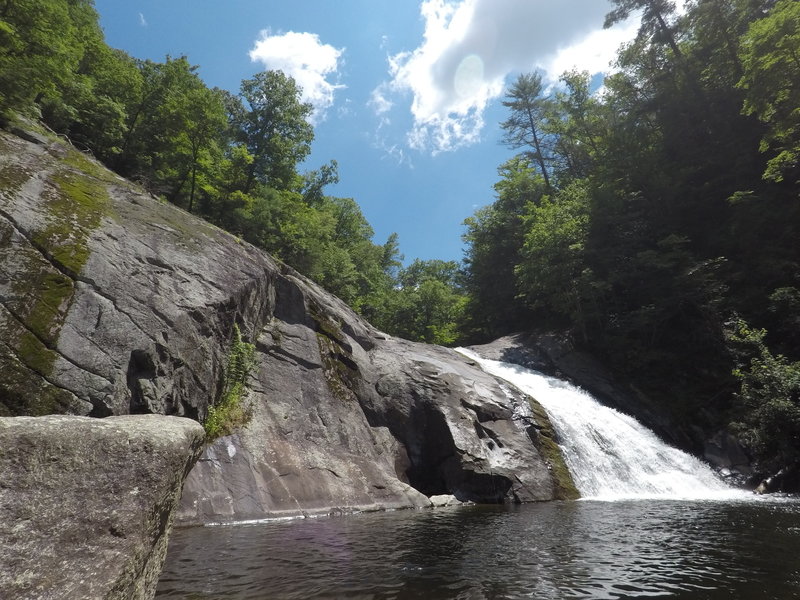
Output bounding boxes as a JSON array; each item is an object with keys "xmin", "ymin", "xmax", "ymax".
[{"xmin": 453, "ymin": 54, "xmax": 484, "ymax": 99}]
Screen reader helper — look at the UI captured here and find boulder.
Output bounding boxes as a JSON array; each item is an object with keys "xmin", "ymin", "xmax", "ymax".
[
  {"xmin": 177, "ymin": 289, "xmax": 577, "ymax": 524},
  {"xmin": 754, "ymin": 463, "xmax": 800, "ymax": 494},
  {"xmin": 703, "ymin": 430, "xmax": 753, "ymax": 485},
  {"xmin": 429, "ymin": 494, "xmax": 465, "ymax": 507},
  {"xmin": 0, "ymin": 414, "xmax": 204, "ymax": 600}
]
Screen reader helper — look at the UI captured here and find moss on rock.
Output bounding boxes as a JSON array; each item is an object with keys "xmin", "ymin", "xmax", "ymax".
[
  {"xmin": 528, "ymin": 398, "xmax": 580, "ymax": 500},
  {"xmin": 35, "ymin": 168, "xmax": 109, "ymax": 274},
  {"xmin": 1, "ymin": 133, "xmax": 112, "ymax": 412},
  {"xmin": 311, "ymin": 302, "xmax": 359, "ymax": 403},
  {"xmin": 0, "ymin": 347, "xmax": 82, "ymax": 415}
]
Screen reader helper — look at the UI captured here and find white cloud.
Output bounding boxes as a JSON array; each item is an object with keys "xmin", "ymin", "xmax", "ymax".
[
  {"xmin": 543, "ymin": 21, "xmax": 639, "ymax": 82},
  {"xmin": 374, "ymin": 0, "xmax": 642, "ymax": 154},
  {"xmin": 250, "ymin": 30, "xmax": 345, "ymax": 123},
  {"xmin": 138, "ymin": 12, "xmax": 147, "ymax": 27},
  {"xmin": 369, "ymin": 84, "xmax": 394, "ymax": 116}
]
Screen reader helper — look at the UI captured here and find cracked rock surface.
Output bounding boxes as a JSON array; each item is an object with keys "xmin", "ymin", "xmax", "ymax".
[{"xmin": 0, "ymin": 128, "xmax": 574, "ymax": 527}]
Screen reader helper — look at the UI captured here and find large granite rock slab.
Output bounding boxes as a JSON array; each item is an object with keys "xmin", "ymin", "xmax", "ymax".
[
  {"xmin": 177, "ymin": 283, "xmax": 574, "ymax": 524},
  {"xmin": 0, "ymin": 414, "xmax": 204, "ymax": 600},
  {"xmin": 1, "ymin": 127, "xmax": 576, "ymax": 529}
]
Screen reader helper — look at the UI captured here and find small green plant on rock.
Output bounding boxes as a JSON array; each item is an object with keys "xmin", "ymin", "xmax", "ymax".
[{"xmin": 204, "ymin": 324, "xmax": 257, "ymax": 440}]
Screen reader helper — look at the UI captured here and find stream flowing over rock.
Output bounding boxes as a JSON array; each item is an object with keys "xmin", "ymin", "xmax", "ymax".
[
  {"xmin": 0, "ymin": 129, "xmax": 575, "ymax": 529},
  {"xmin": 0, "ymin": 414, "xmax": 204, "ymax": 600},
  {"xmin": 471, "ymin": 333, "xmax": 756, "ymax": 484}
]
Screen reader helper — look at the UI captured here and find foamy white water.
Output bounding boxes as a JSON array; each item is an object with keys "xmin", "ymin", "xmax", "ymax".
[{"xmin": 458, "ymin": 348, "xmax": 749, "ymax": 501}]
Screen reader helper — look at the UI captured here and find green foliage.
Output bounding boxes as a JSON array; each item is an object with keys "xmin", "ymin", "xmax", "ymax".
[
  {"xmin": 371, "ymin": 259, "xmax": 468, "ymax": 346},
  {"xmin": 236, "ymin": 71, "xmax": 314, "ymax": 192},
  {"xmin": 0, "ymin": 0, "xmax": 99, "ymax": 113},
  {"xmin": 737, "ymin": 0, "xmax": 800, "ymax": 181},
  {"xmin": 204, "ymin": 324, "xmax": 257, "ymax": 440},
  {"xmin": 728, "ymin": 320, "xmax": 800, "ymax": 468},
  {"xmin": 461, "ymin": 158, "xmax": 542, "ymax": 339},
  {"xmin": 515, "ymin": 181, "xmax": 591, "ymax": 334},
  {"xmin": 500, "ymin": 73, "xmax": 557, "ymax": 189}
]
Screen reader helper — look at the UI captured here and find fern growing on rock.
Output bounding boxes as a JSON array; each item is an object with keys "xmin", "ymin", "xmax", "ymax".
[{"xmin": 204, "ymin": 324, "xmax": 257, "ymax": 440}]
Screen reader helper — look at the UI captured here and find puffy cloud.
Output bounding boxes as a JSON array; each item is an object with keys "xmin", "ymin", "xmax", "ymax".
[
  {"xmin": 375, "ymin": 0, "xmax": 636, "ymax": 154},
  {"xmin": 250, "ymin": 30, "xmax": 345, "ymax": 123}
]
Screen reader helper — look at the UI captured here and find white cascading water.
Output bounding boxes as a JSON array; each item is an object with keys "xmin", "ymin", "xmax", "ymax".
[{"xmin": 457, "ymin": 348, "xmax": 745, "ymax": 500}]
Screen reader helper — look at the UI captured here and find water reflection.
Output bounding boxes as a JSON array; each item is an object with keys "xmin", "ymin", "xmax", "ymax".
[{"xmin": 156, "ymin": 499, "xmax": 800, "ymax": 599}]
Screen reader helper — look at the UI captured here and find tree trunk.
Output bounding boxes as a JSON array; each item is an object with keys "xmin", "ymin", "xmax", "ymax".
[{"xmin": 526, "ymin": 106, "xmax": 551, "ymax": 189}]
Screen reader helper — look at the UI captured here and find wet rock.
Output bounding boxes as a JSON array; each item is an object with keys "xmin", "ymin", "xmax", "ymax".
[
  {"xmin": 0, "ymin": 414, "xmax": 204, "ymax": 600},
  {"xmin": 754, "ymin": 464, "xmax": 800, "ymax": 494},
  {"xmin": 429, "ymin": 494, "xmax": 464, "ymax": 507},
  {"xmin": 704, "ymin": 430, "xmax": 751, "ymax": 471},
  {"xmin": 703, "ymin": 430, "xmax": 753, "ymax": 485}
]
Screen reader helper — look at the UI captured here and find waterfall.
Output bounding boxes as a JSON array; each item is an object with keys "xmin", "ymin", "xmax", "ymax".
[{"xmin": 458, "ymin": 348, "xmax": 744, "ymax": 500}]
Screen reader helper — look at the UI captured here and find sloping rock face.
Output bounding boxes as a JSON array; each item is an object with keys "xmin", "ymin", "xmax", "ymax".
[
  {"xmin": 0, "ymin": 130, "xmax": 276, "ymax": 419},
  {"xmin": 178, "ymin": 328, "xmax": 568, "ymax": 523},
  {"xmin": 0, "ymin": 415, "xmax": 204, "ymax": 600},
  {"xmin": 0, "ymin": 129, "xmax": 573, "ymax": 526}
]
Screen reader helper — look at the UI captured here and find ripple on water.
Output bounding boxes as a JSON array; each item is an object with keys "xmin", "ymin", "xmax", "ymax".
[{"xmin": 156, "ymin": 499, "xmax": 800, "ymax": 600}]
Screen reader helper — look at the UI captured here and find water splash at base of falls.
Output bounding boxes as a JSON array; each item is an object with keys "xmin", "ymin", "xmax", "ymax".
[{"xmin": 458, "ymin": 348, "xmax": 749, "ymax": 501}]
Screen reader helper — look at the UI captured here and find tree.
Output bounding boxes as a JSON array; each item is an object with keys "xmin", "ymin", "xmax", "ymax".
[
  {"xmin": 301, "ymin": 160, "xmax": 339, "ymax": 206},
  {"xmin": 462, "ymin": 157, "xmax": 544, "ymax": 339},
  {"xmin": 729, "ymin": 319, "xmax": 800, "ymax": 469},
  {"xmin": 515, "ymin": 181, "xmax": 592, "ymax": 340},
  {"xmin": 0, "ymin": 0, "xmax": 92, "ymax": 112},
  {"xmin": 545, "ymin": 70, "xmax": 609, "ymax": 181},
  {"xmin": 737, "ymin": 0, "xmax": 800, "ymax": 181},
  {"xmin": 163, "ymin": 85, "xmax": 227, "ymax": 211},
  {"xmin": 605, "ymin": 0, "xmax": 684, "ymax": 60},
  {"xmin": 58, "ymin": 46, "xmax": 141, "ymax": 162},
  {"xmin": 500, "ymin": 73, "xmax": 556, "ymax": 189},
  {"xmin": 236, "ymin": 71, "xmax": 314, "ymax": 193},
  {"xmin": 114, "ymin": 56, "xmax": 200, "ymax": 181},
  {"xmin": 375, "ymin": 259, "xmax": 467, "ymax": 346}
]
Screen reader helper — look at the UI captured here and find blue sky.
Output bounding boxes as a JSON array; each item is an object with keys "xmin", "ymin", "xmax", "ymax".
[{"xmin": 93, "ymin": 0, "xmax": 642, "ymax": 264}]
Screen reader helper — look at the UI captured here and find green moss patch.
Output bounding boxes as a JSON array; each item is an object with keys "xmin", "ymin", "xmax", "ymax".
[
  {"xmin": 26, "ymin": 272, "xmax": 73, "ymax": 343},
  {"xmin": 0, "ymin": 162, "xmax": 34, "ymax": 198},
  {"xmin": 528, "ymin": 398, "xmax": 580, "ymax": 500},
  {"xmin": 317, "ymin": 331, "xmax": 359, "ymax": 403},
  {"xmin": 33, "ymin": 168, "xmax": 109, "ymax": 274},
  {"xmin": 0, "ymin": 351, "xmax": 78, "ymax": 416},
  {"xmin": 3, "ymin": 147, "xmax": 111, "ymax": 402},
  {"xmin": 7, "ymin": 258, "xmax": 75, "ymax": 389},
  {"xmin": 311, "ymin": 302, "xmax": 359, "ymax": 403}
]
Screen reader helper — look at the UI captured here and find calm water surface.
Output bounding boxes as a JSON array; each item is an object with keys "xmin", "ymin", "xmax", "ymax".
[{"xmin": 156, "ymin": 499, "xmax": 800, "ymax": 599}]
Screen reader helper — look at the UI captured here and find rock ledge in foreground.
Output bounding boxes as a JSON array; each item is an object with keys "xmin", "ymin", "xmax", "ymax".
[{"xmin": 0, "ymin": 415, "xmax": 205, "ymax": 600}]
